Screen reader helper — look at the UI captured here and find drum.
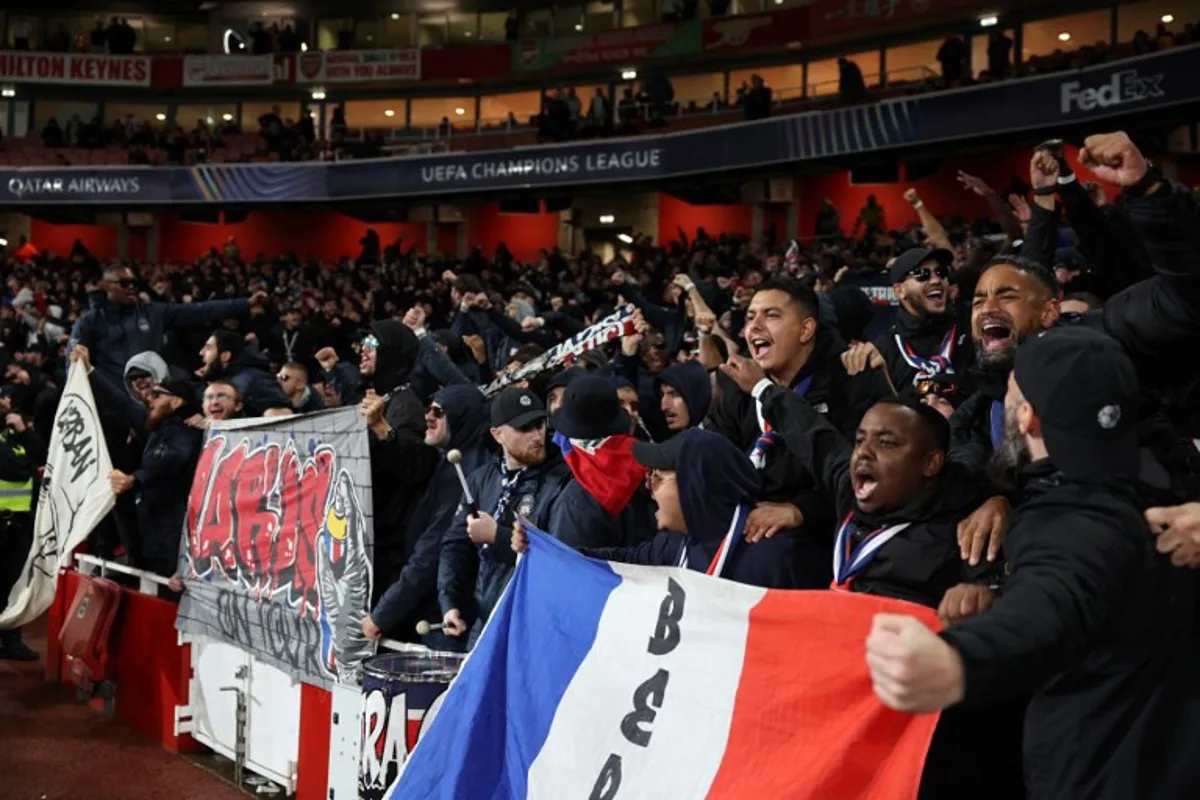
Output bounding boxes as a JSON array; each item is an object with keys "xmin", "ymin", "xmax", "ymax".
[{"xmin": 357, "ymin": 648, "xmax": 464, "ymax": 800}]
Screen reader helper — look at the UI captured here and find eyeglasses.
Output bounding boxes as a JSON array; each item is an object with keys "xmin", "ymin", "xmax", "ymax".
[
  {"xmin": 907, "ymin": 264, "xmax": 951, "ymax": 283},
  {"xmin": 204, "ymin": 392, "xmax": 235, "ymax": 402},
  {"xmin": 361, "ymin": 334, "xmax": 380, "ymax": 350},
  {"xmin": 428, "ymin": 405, "xmax": 445, "ymax": 418}
]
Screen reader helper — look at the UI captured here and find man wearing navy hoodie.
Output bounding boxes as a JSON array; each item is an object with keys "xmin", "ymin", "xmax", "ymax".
[
  {"xmin": 517, "ymin": 428, "xmax": 826, "ymax": 590},
  {"xmin": 363, "ymin": 384, "xmax": 490, "ymax": 650},
  {"xmin": 657, "ymin": 360, "xmax": 712, "ymax": 437}
]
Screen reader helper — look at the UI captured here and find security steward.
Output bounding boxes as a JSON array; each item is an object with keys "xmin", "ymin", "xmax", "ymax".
[{"xmin": 0, "ymin": 406, "xmax": 46, "ymax": 661}]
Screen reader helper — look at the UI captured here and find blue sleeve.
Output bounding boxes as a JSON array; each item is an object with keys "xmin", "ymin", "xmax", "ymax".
[
  {"xmin": 371, "ymin": 496, "xmax": 450, "ymax": 633},
  {"xmin": 582, "ymin": 533, "xmax": 680, "ymax": 566},
  {"xmin": 158, "ymin": 298, "xmax": 251, "ymax": 330},
  {"xmin": 325, "ymin": 362, "xmax": 363, "ymax": 406},
  {"xmin": 622, "ymin": 283, "xmax": 681, "ymax": 335},
  {"xmin": 437, "ymin": 475, "xmax": 479, "ymax": 615},
  {"xmin": 416, "ymin": 336, "xmax": 472, "ymax": 389},
  {"xmin": 70, "ymin": 316, "xmax": 94, "ymax": 350},
  {"xmin": 88, "ymin": 367, "xmax": 146, "ymax": 432}
]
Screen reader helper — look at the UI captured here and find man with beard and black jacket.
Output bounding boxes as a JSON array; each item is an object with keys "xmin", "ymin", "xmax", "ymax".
[
  {"xmin": 657, "ymin": 360, "xmax": 712, "ymax": 436},
  {"xmin": 721, "ymin": 353, "xmax": 1022, "ymax": 799},
  {"xmin": 515, "ymin": 427, "xmax": 819, "ymax": 590},
  {"xmin": 438, "ymin": 388, "xmax": 594, "ymax": 649},
  {"xmin": 362, "ymin": 385, "xmax": 490, "ymax": 650},
  {"xmin": 845, "ymin": 248, "xmax": 973, "ymax": 408},
  {"xmin": 947, "ymin": 255, "xmax": 1060, "ymax": 475},
  {"xmin": 198, "ymin": 330, "xmax": 292, "ymax": 417},
  {"xmin": 356, "ymin": 320, "xmax": 441, "ymax": 597},
  {"xmin": 76, "ymin": 346, "xmax": 203, "ymax": 577},
  {"xmin": 867, "ymin": 327, "xmax": 1200, "ymax": 800},
  {"xmin": 705, "ymin": 278, "xmax": 890, "ymax": 543}
]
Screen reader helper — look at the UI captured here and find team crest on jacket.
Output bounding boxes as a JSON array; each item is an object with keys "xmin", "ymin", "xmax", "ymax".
[{"xmin": 517, "ymin": 494, "xmax": 535, "ymax": 519}]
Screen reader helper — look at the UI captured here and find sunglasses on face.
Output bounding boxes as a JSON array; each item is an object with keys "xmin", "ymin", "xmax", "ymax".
[
  {"xmin": 428, "ymin": 405, "xmax": 446, "ymax": 419},
  {"xmin": 361, "ymin": 334, "xmax": 380, "ymax": 350},
  {"xmin": 907, "ymin": 264, "xmax": 951, "ymax": 283}
]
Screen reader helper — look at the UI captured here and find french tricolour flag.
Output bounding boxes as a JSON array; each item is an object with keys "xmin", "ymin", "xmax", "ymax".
[{"xmin": 388, "ymin": 526, "xmax": 941, "ymax": 799}]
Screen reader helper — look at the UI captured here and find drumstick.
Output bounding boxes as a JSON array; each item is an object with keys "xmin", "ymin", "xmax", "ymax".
[
  {"xmin": 415, "ymin": 620, "xmax": 445, "ymax": 635},
  {"xmin": 446, "ymin": 449, "xmax": 478, "ymax": 516}
]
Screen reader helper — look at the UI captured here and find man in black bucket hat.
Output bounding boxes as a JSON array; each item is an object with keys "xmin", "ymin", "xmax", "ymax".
[
  {"xmin": 865, "ymin": 326, "xmax": 1200, "ymax": 800},
  {"xmin": 550, "ymin": 374, "xmax": 656, "ymax": 548}
]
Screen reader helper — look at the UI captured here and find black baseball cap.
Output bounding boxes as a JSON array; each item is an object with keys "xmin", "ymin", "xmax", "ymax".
[
  {"xmin": 490, "ymin": 386, "xmax": 547, "ymax": 429},
  {"xmin": 1013, "ymin": 326, "xmax": 1139, "ymax": 482},
  {"xmin": 888, "ymin": 247, "xmax": 953, "ymax": 284},
  {"xmin": 631, "ymin": 430, "xmax": 690, "ymax": 471}
]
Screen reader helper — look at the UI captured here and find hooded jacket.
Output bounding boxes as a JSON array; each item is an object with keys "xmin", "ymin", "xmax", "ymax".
[
  {"xmin": 657, "ymin": 361, "xmax": 712, "ymax": 434},
  {"xmin": 222, "ymin": 345, "xmax": 292, "ymax": 417},
  {"xmin": 941, "ymin": 462, "xmax": 1200, "ymax": 800},
  {"xmin": 123, "ymin": 351, "xmax": 170, "ymax": 401},
  {"xmin": 584, "ymin": 430, "xmax": 821, "ymax": 589},
  {"xmin": 71, "ymin": 294, "xmax": 250, "ymax": 387},
  {"xmin": 365, "ymin": 320, "xmax": 440, "ymax": 573},
  {"xmin": 371, "ymin": 385, "xmax": 491, "ymax": 637},
  {"xmin": 89, "ymin": 367, "xmax": 203, "ymax": 569}
]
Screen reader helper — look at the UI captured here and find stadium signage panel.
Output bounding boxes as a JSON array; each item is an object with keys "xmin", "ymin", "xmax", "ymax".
[
  {"xmin": 297, "ymin": 49, "xmax": 420, "ymax": 82},
  {"xmin": 182, "ymin": 54, "xmax": 275, "ymax": 86},
  {"xmin": 419, "ymin": 149, "xmax": 665, "ymax": 185},
  {"xmin": 0, "ymin": 51, "xmax": 151, "ymax": 87},
  {"xmin": 0, "ymin": 47, "xmax": 1195, "ymax": 206}
]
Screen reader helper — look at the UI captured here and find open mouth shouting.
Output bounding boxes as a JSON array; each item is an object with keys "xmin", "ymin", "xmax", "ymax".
[
  {"xmin": 977, "ymin": 313, "xmax": 1016, "ymax": 354},
  {"xmin": 924, "ymin": 284, "xmax": 946, "ymax": 304},
  {"xmin": 749, "ymin": 336, "xmax": 773, "ymax": 362},
  {"xmin": 852, "ymin": 461, "xmax": 878, "ymax": 504}
]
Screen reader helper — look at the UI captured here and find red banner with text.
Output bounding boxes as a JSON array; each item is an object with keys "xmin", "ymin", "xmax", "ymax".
[{"xmin": 0, "ymin": 51, "xmax": 150, "ymax": 87}]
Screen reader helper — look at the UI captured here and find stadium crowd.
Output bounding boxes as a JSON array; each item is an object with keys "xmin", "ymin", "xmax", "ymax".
[{"xmin": 0, "ymin": 128, "xmax": 1199, "ymax": 797}]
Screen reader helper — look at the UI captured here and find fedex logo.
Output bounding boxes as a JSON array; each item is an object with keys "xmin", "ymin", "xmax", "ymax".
[{"xmin": 1060, "ymin": 70, "xmax": 1164, "ymax": 114}]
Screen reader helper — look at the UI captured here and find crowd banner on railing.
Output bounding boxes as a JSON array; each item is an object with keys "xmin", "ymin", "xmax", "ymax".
[
  {"xmin": 390, "ymin": 527, "xmax": 941, "ymax": 799},
  {"xmin": 514, "ymin": 21, "xmax": 700, "ymax": 72},
  {"xmin": 182, "ymin": 54, "xmax": 276, "ymax": 86},
  {"xmin": 0, "ymin": 51, "xmax": 151, "ymax": 86},
  {"xmin": 175, "ymin": 407, "xmax": 375, "ymax": 688},
  {"xmin": 483, "ymin": 305, "xmax": 636, "ymax": 396},
  {"xmin": 0, "ymin": 46, "xmax": 1194, "ymax": 205},
  {"xmin": 0, "ymin": 363, "xmax": 115, "ymax": 629},
  {"xmin": 297, "ymin": 49, "xmax": 420, "ymax": 83}
]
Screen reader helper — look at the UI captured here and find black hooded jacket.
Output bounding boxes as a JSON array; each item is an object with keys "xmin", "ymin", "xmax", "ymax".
[
  {"xmin": 705, "ymin": 324, "xmax": 891, "ymax": 537},
  {"xmin": 941, "ymin": 462, "xmax": 1200, "ymax": 800},
  {"xmin": 224, "ymin": 346, "xmax": 292, "ymax": 416},
  {"xmin": 657, "ymin": 360, "xmax": 712, "ymax": 434},
  {"xmin": 370, "ymin": 384, "xmax": 491, "ymax": 637},
  {"xmin": 584, "ymin": 430, "xmax": 822, "ymax": 589},
  {"xmin": 874, "ymin": 307, "xmax": 973, "ymax": 406},
  {"xmin": 366, "ymin": 320, "xmax": 440, "ymax": 572}
]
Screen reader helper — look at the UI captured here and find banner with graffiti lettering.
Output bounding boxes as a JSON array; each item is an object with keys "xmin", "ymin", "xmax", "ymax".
[
  {"xmin": 175, "ymin": 407, "xmax": 375, "ymax": 688},
  {"xmin": 0, "ymin": 363, "xmax": 115, "ymax": 629}
]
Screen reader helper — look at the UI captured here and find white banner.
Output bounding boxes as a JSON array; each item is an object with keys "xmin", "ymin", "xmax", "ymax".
[
  {"xmin": 0, "ymin": 363, "xmax": 115, "ymax": 629},
  {"xmin": 183, "ymin": 54, "xmax": 274, "ymax": 86},
  {"xmin": 296, "ymin": 49, "xmax": 420, "ymax": 83},
  {"xmin": 0, "ymin": 51, "xmax": 150, "ymax": 87}
]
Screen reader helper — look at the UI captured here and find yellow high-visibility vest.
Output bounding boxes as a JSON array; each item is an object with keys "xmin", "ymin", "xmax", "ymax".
[{"xmin": 0, "ymin": 435, "xmax": 32, "ymax": 512}]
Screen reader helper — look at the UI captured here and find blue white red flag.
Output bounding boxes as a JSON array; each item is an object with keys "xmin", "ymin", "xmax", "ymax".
[{"xmin": 388, "ymin": 526, "xmax": 941, "ymax": 799}]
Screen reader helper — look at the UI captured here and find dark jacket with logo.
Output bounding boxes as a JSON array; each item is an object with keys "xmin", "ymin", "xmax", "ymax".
[
  {"xmin": 705, "ymin": 324, "xmax": 891, "ymax": 536},
  {"xmin": 873, "ymin": 308, "xmax": 973, "ymax": 407},
  {"xmin": 371, "ymin": 385, "xmax": 491, "ymax": 638},
  {"xmin": 941, "ymin": 462, "xmax": 1200, "ymax": 800},
  {"xmin": 438, "ymin": 455, "xmax": 600, "ymax": 642},
  {"xmin": 71, "ymin": 295, "xmax": 250, "ymax": 387},
  {"xmin": 582, "ymin": 430, "xmax": 820, "ymax": 589}
]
